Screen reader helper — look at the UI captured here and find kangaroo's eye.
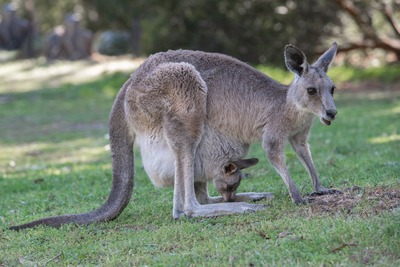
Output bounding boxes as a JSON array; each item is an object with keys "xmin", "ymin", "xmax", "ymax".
[
  {"xmin": 330, "ymin": 86, "xmax": 335, "ymax": 95},
  {"xmin": 307, "ymin": 87, "xmax": 317, "ymax": 96}
]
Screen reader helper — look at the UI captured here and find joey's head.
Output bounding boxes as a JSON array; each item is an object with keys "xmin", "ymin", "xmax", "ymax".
[
  {"xmin": 214, "ymin": 158, "xmax": 259, "ymax": 202},
  {"xmin": 285, "ymin": 42, "xmax": 338, "ymax": 126}
]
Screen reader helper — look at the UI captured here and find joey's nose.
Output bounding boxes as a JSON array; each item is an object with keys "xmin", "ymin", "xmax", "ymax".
[
  {"xmin": 223, "ymin": 193, "xmax": 235, "ymax": 202},
  {"xmin": 326, "ymin": 109, "xmax": 337, "ymax": 119}
]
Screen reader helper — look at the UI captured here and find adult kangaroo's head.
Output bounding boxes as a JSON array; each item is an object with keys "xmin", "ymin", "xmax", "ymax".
[{"xmin": 285, "ymin": 42, "xmax": 338, "ymax": 126}]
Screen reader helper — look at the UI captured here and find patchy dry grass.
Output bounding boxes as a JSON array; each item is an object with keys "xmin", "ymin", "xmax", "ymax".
[{"xmin": 306, "ymin": 186, "xmax": 400, "ymax": 217}]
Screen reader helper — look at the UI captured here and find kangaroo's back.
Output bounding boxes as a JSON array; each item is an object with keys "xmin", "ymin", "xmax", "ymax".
[
  {"xmin": 135, "ymin": 50, "xmax": 285, "ymax": 94},
  {"xmin": 130, "ymin": 50, "xmax": 288, "ymax": 141}
]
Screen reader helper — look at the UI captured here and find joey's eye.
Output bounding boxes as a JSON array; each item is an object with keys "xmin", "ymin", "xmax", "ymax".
[
  {"xmin": 307, "ymin": 87, "xmax": 317, "ymax": 96},
  {"xmin": 226, "ymin": 185, "xmax": 234, "ymax": 191}
]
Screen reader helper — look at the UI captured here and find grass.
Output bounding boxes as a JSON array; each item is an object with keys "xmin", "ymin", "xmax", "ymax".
[{"xmin": 0, "ymin": 59, "xmax": 399, "ymax": 266}]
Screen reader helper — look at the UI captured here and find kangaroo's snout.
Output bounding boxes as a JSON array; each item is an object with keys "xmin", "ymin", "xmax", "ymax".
[
  {"xmin": 320, "ymin": 108, "xmax": 337, "ymax": 126},
  {"xmin": 326, "ymin": 109, "xmax": 337, "ymax": 120}
]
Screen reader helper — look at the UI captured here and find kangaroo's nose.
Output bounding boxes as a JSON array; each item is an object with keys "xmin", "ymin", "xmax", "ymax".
[{"xmin": 326, "ymin": 109, "xmax": 337, "ymax": 119}]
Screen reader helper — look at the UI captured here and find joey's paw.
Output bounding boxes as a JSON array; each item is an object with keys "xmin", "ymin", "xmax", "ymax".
[{"xmin": 307, "ymin": 188, "xmax": 343, "ymax": 197}]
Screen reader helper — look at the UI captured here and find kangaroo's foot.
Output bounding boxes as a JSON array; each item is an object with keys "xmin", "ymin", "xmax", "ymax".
[
  {"xmin": 306, "ymin": 188, "xmax": 342, "ymax": 197},
  {"xmin": 293, "ymin": 197, "xmax": 308, "ymax": 205},
  {"xmin": 288, "ymin": 188, "xmax": 308, "ymax": 205},
  {"xmin": 201, "ymin": 192, "xmax": 273, "ymax": 204},
  {"xmin": 173, "ymin": 210, "xmax": 186, "ymax": 220},
  {"xmin": 184, "ymin": 202, "xmax": 266, "ymax": 218},
  {"xmin": 235, "ymin": 192, "xmax": 274, "ymax": 202}
]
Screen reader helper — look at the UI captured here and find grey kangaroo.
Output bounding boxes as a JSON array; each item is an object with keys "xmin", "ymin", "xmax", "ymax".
[{"xmin": 10, "ymin": 42, "xmax": 339, "ymax": 230}]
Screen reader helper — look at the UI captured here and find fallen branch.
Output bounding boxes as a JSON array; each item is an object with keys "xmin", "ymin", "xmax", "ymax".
[{"xmin": 330, "ymin": 243, "xmax": 357, "ymax": 253}]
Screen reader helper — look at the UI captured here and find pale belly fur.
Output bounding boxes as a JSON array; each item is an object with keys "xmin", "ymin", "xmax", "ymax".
[{"xmin": 136, "ymin": 134, "xmax": 176, "ymax": 187}]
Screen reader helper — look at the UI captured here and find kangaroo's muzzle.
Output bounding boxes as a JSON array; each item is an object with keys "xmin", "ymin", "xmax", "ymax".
[{"xmin": 320, "ymin": 109, "xmax": 337, "ymax": 126}]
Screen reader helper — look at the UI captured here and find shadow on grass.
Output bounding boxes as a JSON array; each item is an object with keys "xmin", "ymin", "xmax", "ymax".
[{"xmin": 0, "ymin": 72, "xmax": 129, "ymax": 145}]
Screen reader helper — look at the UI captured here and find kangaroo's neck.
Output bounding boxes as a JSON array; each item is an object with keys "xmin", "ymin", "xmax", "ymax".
[{"xmin": 283, "ymin": 84, "xmax": 315, "ymax": 134}]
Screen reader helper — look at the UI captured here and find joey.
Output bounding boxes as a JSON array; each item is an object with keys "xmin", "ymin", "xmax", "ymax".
[{"xmin": 215, "ymin": 158, "xmax": 259, "ymax": 202}]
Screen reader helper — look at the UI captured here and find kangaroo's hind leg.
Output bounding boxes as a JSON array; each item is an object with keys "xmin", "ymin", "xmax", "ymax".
[
  {"xmin": 166, "ymin": 120, "xmax": 266, "ymax": 218},
  {"xmin": 155, "ymin": 62, "xmax": 208, "ymax": 218},
  {"xmin": 159, "ymin": 62, "xmax": 265, "ymax": 218}
]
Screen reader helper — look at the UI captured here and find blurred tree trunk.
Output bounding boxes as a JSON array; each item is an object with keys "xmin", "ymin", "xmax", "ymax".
[
  {"xmin": 131, "ymin": 17, "xmax": 141, "ymax": 56},
  {"xmin": 19, "ymin": 0, "xmax": 37, "ymax": 58},
  {"xmin": 333, "ymin": 0, "xmax": 400, "ymax": 61}
]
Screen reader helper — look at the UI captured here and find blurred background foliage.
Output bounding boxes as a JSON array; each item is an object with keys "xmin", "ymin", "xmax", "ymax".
[{"xmin": 0, "ymin": 0, "xmax": 399, "ymax": 66}]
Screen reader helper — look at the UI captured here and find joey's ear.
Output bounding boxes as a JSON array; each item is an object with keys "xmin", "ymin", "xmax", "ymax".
[
  {"xmin": 223, "ymin": 162, "xmax": 238, "ymax": 175},
  {"xmin": 284, "ymin": 44, "xmax": 309, "ymax": 76},
  {"xmin": 233, "ymin": 158, "xmax": 259, "ymax": 170},
  {"xmin": 313, "ymin": 42, "xmax": 338, "ymax": 72}
]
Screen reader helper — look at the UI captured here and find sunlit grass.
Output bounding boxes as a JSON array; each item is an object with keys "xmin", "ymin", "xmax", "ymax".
[
  {"xmin": 257, "ymin": 65, "xmax": 293, "ymax": 84},
  {"xmin": 0, "ymin": 57, "xmax": 142, "ymax": 94},
  {"xmin": 0, "ymin": 138, "xmax": 110, "ymax": 178},
  {"xmin": 369, "ymin": 134, "xmax": 400, "ymax": 144}
]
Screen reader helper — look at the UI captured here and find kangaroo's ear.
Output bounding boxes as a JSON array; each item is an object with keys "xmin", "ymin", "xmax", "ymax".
[
  {"xmin": 313, "ymin": 42, "xmax": 338, "ymax": 72},
  {"xmin": 284, "ymin": 44, "xmax": 309, "ymax": 76},
  {"xmin": 232, "ymin": 158, "xmax": 259, "ymax": 170}
]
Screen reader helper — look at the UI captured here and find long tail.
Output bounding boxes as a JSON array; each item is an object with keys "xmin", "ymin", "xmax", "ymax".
[{"xmin": 10, "ymin": 79, "xmax": 135, "ymax": 231}]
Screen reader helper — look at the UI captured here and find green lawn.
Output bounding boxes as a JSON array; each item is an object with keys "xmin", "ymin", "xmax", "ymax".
[{"xmin": 0, "ymin": 59, "xmax": 399, "ymax": 266}]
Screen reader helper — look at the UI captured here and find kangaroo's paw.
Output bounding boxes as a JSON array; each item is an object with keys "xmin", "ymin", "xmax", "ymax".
[
  {"xmin": 235, "ymin": 192, "xmax": 274, "ymax": 202},
  {"xmin": 293, "ymin": 197, "xmax": 308, "ymax": 205},
  {"xmin": 185, "ymin": 202, "xmax": 266, "ymax": 218},
  {"xmin": 306, "ymin": 188, "xmax": 343, "ymax": 197}
]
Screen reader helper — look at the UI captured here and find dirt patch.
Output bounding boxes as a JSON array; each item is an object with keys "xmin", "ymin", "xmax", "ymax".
[{"xmin": 305, "ymin": 186, "xmax": 400, "ymax": 217}]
